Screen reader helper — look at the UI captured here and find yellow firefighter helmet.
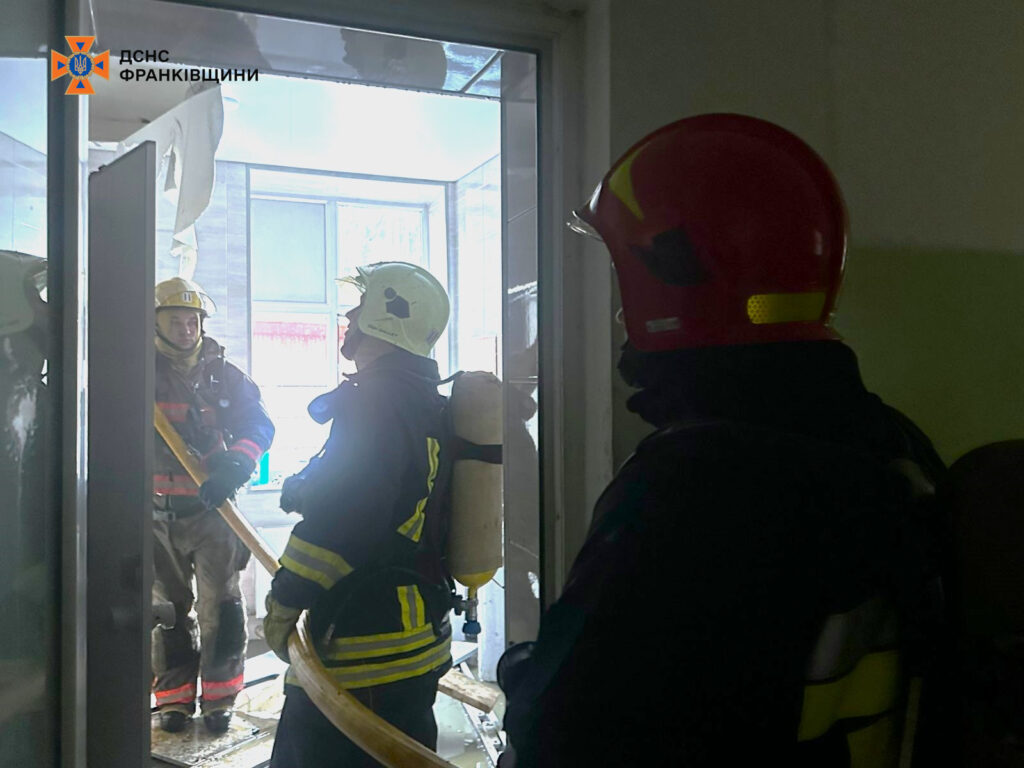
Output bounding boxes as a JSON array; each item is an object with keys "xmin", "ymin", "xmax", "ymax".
[{"xmin": 155, "ymin": 277, "xmax": 216, "ymax": 317}]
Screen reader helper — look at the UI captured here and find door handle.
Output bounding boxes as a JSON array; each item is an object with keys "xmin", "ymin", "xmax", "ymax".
[
  {"xmin": 120, "ymin": 554, "xmax": 141, "ymax": 590},
  {"xmin": 108, "ymin": 555, "xmax": 144, "ymax": 630},
  {"xmin": 109, "ymin": 604, "xmax": 140, "ymax": 631}
]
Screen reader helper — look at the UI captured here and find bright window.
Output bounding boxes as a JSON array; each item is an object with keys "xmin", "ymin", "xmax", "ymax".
[
  {"xmin": 250, "ymin": 198, "xmax": 327, "ymax": 302},
  {"xmin": 250, "ymin": 312, "xmax": 332, "ymax": 487},
  {"xmin": 248, "ymin": 173, "xmax": 448, "ymax": 486},
  {"xmin": 337, "ymin": 202, "xmax": 428, "ymax": 276}
]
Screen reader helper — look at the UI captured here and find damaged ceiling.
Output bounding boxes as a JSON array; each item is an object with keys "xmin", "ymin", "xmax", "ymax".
[{"xmin": 87, "ymin": 0, "xmax": 504, "ymax": 143}]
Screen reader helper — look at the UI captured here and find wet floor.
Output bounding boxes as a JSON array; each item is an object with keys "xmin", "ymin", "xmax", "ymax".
[{"xmin": 149, "ymin": 651, "xmax": 502, "ymax": 767}]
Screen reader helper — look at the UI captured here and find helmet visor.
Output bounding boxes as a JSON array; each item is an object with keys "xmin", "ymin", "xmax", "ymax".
[
  {"xmin": 335, "ymin": 269, "xmax": 368, "ymax": 310},
  {"xmin": 567, "ymin": 208, "xmax": 604, "ymax": 241},
  {"xmin": 567, "ymin": 182, "xmax": 606, "ymax": 242},
  {"xmin": 157, "ymin": 289, "xmax": 216, "ymax": 316}
]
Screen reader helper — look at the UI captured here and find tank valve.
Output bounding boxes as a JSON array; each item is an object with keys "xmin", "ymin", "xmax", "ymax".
[
  {"xmin": 452, "ymin": 588, "xmax": 482, "ymax": 641},
  {"xmin": 463, "ymin": 591, "xmax": 481, "ymax": 641}
]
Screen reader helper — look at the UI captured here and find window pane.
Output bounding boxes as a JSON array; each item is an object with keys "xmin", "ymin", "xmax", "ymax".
[
  {"xmin": 257, "ymin": 385, "xmax": 330, "ymax": 489},
  {"xmin": 251, "ymin": 312, "xmax": 331, "ymax": 387},
  {"xmin": 0, "ymin": 55, "xmax": 56, "ymax": 767},
  {"xmin": 251, "ymin": 198, "xmax": 326, "ymax": 302},
  {"xmin": 251, "ymin": 313, "xmax": 333, "ymax": 489},
  {"xmin": 337, "ymin": 202, "xmax": 425, "ymax": 279}
]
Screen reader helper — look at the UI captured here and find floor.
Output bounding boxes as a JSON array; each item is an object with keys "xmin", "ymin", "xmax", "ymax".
[
  {"xmin": 149, "ymin": 500, "xmax": 504, "ymax": 767},
  {"xmin": 148, "ymin": 647, "xmax": 502, "ymax": 768}
]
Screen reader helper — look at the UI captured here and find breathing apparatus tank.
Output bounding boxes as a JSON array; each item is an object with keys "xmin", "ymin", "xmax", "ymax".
[{"xmin": 445, "ymin": 371, "xmax": 504, "ymax": 641}]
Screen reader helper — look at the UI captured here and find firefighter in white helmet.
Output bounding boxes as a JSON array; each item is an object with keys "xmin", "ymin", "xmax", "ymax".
[
  {"xmin": 264, "ymin": 262, "xmax": 453, "ymax": 768},
  {"xmin": 151, "ymin": 277, "xmax": 275, "ymax": 734}
]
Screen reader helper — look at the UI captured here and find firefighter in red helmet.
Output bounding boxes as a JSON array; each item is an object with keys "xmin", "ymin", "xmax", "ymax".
[{"xmin": 498, "ymin": 115, "xmax": 949, "ymax": 766}]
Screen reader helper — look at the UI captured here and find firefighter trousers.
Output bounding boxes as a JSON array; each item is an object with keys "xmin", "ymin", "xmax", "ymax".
[
  {"xmin": 152, "ymin": 509, "xmax": 249, "ymax": 713},
  {"xmin": 269, "ymin": 669, "xmax": 445, "ymax": 768}
]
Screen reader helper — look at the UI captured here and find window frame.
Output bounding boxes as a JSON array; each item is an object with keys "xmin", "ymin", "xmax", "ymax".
[{"xmin": 245, "ymin": 165, "xmax": 450, "ymax": 485}]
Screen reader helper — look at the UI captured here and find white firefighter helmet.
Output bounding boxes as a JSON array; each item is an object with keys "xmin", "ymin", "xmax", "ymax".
[{"xmin": 339, "ymin": 262, "xmax": 449, "ymax": 358}]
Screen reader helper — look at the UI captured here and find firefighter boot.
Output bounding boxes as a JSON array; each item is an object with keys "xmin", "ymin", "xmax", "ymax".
[
  {"xmin": 159, "ymin": 707, "xmax": 192, "ymax": 733},
  {"xmin": 203, "ymin": 707, "xmax": 232, "ymax": 734}
]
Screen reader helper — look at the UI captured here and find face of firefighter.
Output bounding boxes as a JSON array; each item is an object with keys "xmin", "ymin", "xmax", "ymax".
[
  {"xmin": 157, "ymin": 308, "xmax": 201, "ymax": 350},
  {"xmin": 341, "ymin": 304, "xmax": 394, "ymax": 369},
  {"xmin": 340, "ymin": 305, "xmax": 364, "ymax": 362}
]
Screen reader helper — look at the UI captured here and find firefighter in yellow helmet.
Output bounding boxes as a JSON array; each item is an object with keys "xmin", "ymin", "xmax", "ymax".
[
  {"xmin": 152, "ymin": 277, "xmax": 275, "ymax": 734},
  {"xmin": 497, "ymin": 115, "xmax": 949, "ymax": 766},
  {"xmin": 263, "ymin": 262, "xmax": 454, "ymax": 768}
]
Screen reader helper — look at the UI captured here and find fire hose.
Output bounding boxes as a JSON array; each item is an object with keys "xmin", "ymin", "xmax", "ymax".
[{"xmin": 155, "ymin": 405, "xmax": 457, "ymax": 768}]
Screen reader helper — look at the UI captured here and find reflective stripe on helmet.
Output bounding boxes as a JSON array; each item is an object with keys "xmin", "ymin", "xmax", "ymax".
[
  {"xmin": 746, "ymin": 292, "xmax": 827, "ymax": 325},
  {"xmin": 607, "ymin": 147, "xmax": 645, "ymax": 221},
  {"xmin": 155, "ymin": 277, "xmax": 217, "ymax": 316}
]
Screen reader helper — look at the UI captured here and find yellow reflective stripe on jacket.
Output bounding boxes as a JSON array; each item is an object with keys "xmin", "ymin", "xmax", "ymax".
[
  {"xmin": 797, "ymin": 648, "xmax": 901, "ymax": 741},
  {"xmin": 323, "ymin": 622, "xmax": 437, "ymax": 661},
  {"xmin": 324, "ymin": 636, "xmax": 451, "ymax": 689},
  {"xmin": 396, "ymin": 437, "xmax": 440, "ymax": 543},
  {"xmin": 803, "ymin": 596, "xmax": 898, "ymax": 682},
  {"xmin": 279, "ymin": 533, "xmax": 354, "ymax": 591},
  {"xmin": 286, "ymin": 636, "xmax": 451, "ymax": 690},
  {"xmin": 847, "ymin": 712, "xmax": 900, "ymax": 768},
  {"xmin": 397, "ymin": 584, "xmax": 427, "ymax": 631},
  {"xmin": 797, "ymin": 593, "xmax": 903, "ymax": 765}
]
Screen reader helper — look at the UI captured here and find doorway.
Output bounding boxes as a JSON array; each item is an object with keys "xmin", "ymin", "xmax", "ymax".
[{"xmin": 86, "ymin": 2, "xmax": 542, "ymax": 765}]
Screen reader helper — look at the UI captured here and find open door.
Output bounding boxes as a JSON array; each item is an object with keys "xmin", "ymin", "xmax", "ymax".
[{"xmin": 86, "ymin": 141, "xmax": 157, "ymax": 767}]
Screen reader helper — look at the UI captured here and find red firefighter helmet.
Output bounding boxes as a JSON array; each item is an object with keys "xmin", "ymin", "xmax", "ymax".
[{"xmin": 571, "ymin": 113, "xmax": 848, "ymax": 352}]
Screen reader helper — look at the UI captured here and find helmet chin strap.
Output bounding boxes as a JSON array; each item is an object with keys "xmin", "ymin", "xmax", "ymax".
[
  {"xmin": 340, "ymin": 323, "xmax": 364, "ymax": 363},
  {"xmin": 155, "ymin": 327, "xmax": 204, "ymax": 371}
]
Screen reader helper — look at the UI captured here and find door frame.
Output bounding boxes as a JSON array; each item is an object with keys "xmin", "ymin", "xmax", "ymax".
[
  {"xmin": 161, "ymin": 0, "xmax": 615, "ymax": 606},
  {"xmin": 50, "ymin": 1, "xmax": 91, "ymax": 767},
  {"xmin": 85, "ymin": 141, "xmax": 157, "ymax": 768},
  {"xmin": 49, "ymin": 2, "xmax": 617, "ymax": 767}
]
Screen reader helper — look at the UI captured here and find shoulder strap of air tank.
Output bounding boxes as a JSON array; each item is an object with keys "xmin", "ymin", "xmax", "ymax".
[
  {"xmin": 440, "ymin": 370, "xmax": 503, "ymax": 463},
  {"xmin": 417, "ymin": 374, "xmax": 460, "ymax": 597}
]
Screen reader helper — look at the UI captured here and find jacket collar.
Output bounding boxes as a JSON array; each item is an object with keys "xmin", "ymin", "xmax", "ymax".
[
  {"xmin": 624, "ymin": 341, "xmax": 893, "ymax": 451},
  {"xmin": 349, "ymin": 350, "xmax": 440, "ymax": 382},
  {"xmin": 307, "ymin": 351, "xmax": 440, "ymax": 425}
]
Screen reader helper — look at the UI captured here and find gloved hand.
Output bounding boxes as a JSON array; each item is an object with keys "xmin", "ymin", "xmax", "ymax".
[
  {"xmin": 264, "ymin": 594, "xmax": 302, "ymax": 663},
  {"xmin": 279, "ymin": 456, "xmax": 322, "ymax": 514},
  {"xmin": 281, "ymin": 472, "xmax": 313, "ymax": 514},
  {"xmin": 199, "ymin": 449, "xmax": 256, "ymax": 511}
]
